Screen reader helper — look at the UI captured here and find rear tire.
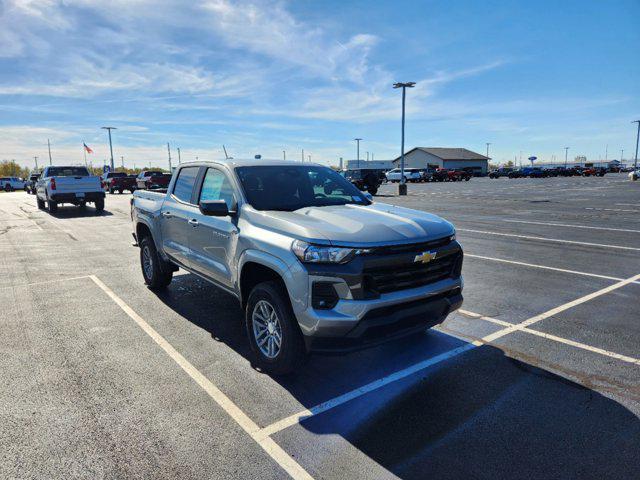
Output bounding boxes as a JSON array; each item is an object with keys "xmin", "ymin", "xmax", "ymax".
[
  {"xmin": 246, "ymin": 281, "xmax": 305, "ymax": 375},
  {"xmin": 95, "ymin": 198, "xmax": 104, "ymax": 212},
  {"xmin": 47, "ymin": 199, "xmax": 58, "ymax": 213},
  {"xmin": 140, "ymin": 236, "xmax": 173, "ymax": 290},
  {"xmin": 37, "ymin": 197, "xmax": 45, "ymax": 209}
]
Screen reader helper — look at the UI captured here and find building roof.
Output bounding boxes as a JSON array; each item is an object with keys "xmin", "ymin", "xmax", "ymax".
[{"xmin": 393, "ymin": 147, "xmax": 489, "ymax": 162}]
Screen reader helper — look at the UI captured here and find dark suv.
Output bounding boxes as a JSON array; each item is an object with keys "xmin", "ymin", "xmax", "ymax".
[{"xmin": 342, "ymin": 169, "xmax": 383, "ymax": 195}]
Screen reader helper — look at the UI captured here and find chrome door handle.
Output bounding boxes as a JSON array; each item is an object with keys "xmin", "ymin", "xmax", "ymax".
[{"xmin": 188, "ymin": 218, "xmax": 199, "ymax": 227}]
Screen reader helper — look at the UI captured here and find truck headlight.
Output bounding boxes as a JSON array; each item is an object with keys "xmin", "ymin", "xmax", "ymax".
[{"xmin": 292, "ymin": 240, "xmax": 355, "ymax": 264}]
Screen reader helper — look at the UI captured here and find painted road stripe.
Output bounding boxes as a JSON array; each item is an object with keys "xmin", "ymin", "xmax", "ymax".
[
  {"xmin": 464, "ymin": 254, "xmax": 640, "ymax": 284},
  {"xmin": 0, "ymin": 275, "xmax": 91, "ymax": 291},
  {"xmin": 458, "ymin": 311, "xmax": 640, "ymax": 366},
  {"xmin": 258, "ymin": 272, "xmax": 640, "ymax": 438},
  {"xmin": 586, "ymin": 207, "xmax": 640, "ymax": 213},
  {"xmin": 457, "ymin": 228, "xmax": 640, "ymax": 252},
  {"xmin": 89, "ymin": 275, "xmax": 313, "ymax": 480},
  {"xmin": 502, "ymin": 219, "xmax": 640, "ymax": 234}
]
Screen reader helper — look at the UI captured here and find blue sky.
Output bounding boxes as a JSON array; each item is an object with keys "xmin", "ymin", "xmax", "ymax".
[{"xmin": 1, "ymin": 0, "xmax": 639, "ymax": 169}]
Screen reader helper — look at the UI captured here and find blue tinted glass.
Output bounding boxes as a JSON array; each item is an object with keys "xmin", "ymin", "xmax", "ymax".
[{"xmin": 172, "ymin": 167, "xmax": 199, "ymax": 202}]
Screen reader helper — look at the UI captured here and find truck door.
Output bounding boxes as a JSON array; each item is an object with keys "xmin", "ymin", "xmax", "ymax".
[
  {"xmin": 159, "ymin": 166, "xmax": 200, "ymax": 268},
  {"xmin": 188, "ymin": 167, "xmax": 238, "ymax": 288}
]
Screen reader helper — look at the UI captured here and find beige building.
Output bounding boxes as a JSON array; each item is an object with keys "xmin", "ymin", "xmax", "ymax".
[{"xmin": 392, "ymin": 147, "xmax": 489, "ymax": 176}]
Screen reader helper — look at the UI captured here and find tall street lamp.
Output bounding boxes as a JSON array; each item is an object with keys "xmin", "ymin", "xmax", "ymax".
[
  {"xmin": 354, "ymin": 138, "xmax": 362, "ymax": 168},
  {"xmin": 101, "ymin": 126, "xmax": 117, "ymax": 171},
  {"xmin": 564, "ymin": 146, "xmax": 569, "ymax": 168},
  {"xmin": 633, "ymin": 120, "xmax": 640, "ymax": 169},
  {"xmin": 486, "ymin": 142, "xmax": 491, "ymax": 159},
  {"xmin": 393, "ymin": 82, "xmax": 415, "ymax": 196}
]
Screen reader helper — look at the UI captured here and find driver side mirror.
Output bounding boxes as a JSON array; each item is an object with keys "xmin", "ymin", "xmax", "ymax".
[{"xmin": 199, "ymin": 200, "xmax": 235, "ymax": 217}]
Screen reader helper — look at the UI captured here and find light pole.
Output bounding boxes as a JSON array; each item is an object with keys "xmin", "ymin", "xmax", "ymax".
[
  {"xmin": 564, "ymin": 146, "xmax": 569, "ymax": 168},
  {"xmin": 620, "ymin": 149, "xmax": 624, "ymax": 163},
  {"xmin": 101, "ymin": 127, "xmax": 116, "ymax": 171},
  {"xmin": 486, "ymin": 142, "xmax": 491, "ymax": 159},
  {"xmin": 177, "ymin": 147, "xmax": 181, "ymax": 164},
  {"xmin": 283, "ymin": 150, "xmax": 286, "ymax": 161},
  {"xmin": 47, "ymin": 139, "xmax": 53, "ymax": 165},
  {"xmin": 34, "ymin": 156, "xmax": 38, "ymax": 170},
  {"xmin": 354, "ymin": 138, "xmax": 362, "ymax": 168},
  {"xmin": 167, "ymin": 143, "xmax": 172, "ymax": 171},
  {"xmin": 633, "ymin": 120, "xmax": 640, "ymax": 169},
  {"xmin": 121, "ymin": 156, "xmax": 124, "ymax": 169},
  {"xmin": 301, "ymin": 149, "xmax": 304, "ymax": 163},
  {"xmin": 393, "ymin": 81, "xmax": 415, "ymax": 196}
]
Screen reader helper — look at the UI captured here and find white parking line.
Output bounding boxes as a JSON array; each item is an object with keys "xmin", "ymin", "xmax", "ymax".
[
  {"xmin": 502, "ymin": 219, "xmax": 640, "ymax": 234},
  {"xmin": 458, "ymin": 228, "xmax": 640, "ymax": 252},
  {"xmin": 0, "ymin": 275, "xmax": 91, "ymax": 291},
  {"xmin": 458, "ymin": 311, "xmax": 640, "ymax": 366},
  {"xmin": 586, "ymin": 207, "xmax": 640, "ymax": 213},
  {"xmin": 464, "ymin": 254, "xmax": 640, "ymax": 284},
  {"xmin": 258, "ymin": 272, "xmax": 640, "ymax": 438},
  {"xmin": 89, "ymin": 275, "xmax": 313, "ymax": 480}
]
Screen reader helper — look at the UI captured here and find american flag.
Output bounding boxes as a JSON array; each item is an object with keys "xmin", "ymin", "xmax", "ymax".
[{"xmin": 83, "ymin": 142, "xmax": 93, "ymax": 154}]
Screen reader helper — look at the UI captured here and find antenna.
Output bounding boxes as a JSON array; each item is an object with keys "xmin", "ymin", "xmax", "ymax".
[{"xmin": 223, "ymin": 145, "xmax": 233, "ymax": 160}]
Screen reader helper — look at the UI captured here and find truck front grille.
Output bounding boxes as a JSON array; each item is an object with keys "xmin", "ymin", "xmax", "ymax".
[{"xmin": 364, "ymin": 250, "xmax": 462, "ymax": 295}]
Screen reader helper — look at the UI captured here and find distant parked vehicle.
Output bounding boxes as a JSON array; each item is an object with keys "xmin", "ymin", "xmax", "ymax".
[
  {"xmin": 136, "ymin": 170, "xmax": 172, "ymax": 190},
  {"xmin": 0, "ymin": 177, "xmax": 28, "ymax": 192},
  {"xmin": 556, "ymin": 167, "xmax": 579, "ymax": 177},
  {"xmin": 108, "ymin": 174, "xmax": 137, "ymax": 194},
  {"xmin": 452, "ymin": 169, "xmax": 472, "ymax": 181},
  {"xmin": 101, "ymin": 171, "xmax": 128, "ymax": 192},
  {"xmin": 26, "ymin": 173, "xmax": 41, "ymax": 194},
  {"xmin": 628, "ymin": 169, "xmax": 639, "ymax": 181},
  {"xmin": 543, "ymin": 168, "xmax": 560, "ymax": 177},
  {"xmin": 342, "ymin": 168, "xmax": 382, "ymax": 195},
  {"xmin": 385, "ymin": 168, "xmax": 422, "ymax": 183},
  {"xmin": 489, "ymin": 167, "xmax": 513, "ymax": 179},
  {"xmin": 35, "ymin": 165, "xmax": 105, "ymax": 213}
]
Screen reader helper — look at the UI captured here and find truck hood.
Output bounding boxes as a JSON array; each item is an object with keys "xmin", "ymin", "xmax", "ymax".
[{"xmin": 244, "ymin": 203, "xmax": 455, "ymax": 247}]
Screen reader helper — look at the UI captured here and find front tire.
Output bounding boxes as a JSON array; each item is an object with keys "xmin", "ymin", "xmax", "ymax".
[
  {"xmin": 37, "ymin": 197, "xmax": 45, "ymax": 209},
  {"xmin": 246, "ymin": 281, "xmax": 305, "ymax": 375},
  {"xmin": 140, "ymin": 236, "xmax": 173, "ymax": 290}
]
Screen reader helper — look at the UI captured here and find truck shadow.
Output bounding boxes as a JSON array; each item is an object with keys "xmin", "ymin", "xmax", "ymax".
[
  {"xmin": 46, "ymin": 206, "xmax": 113, "ymax": 218},
  {"xmin": 156, "ymin": 273, "xmax": 640, "ymax": 479}
]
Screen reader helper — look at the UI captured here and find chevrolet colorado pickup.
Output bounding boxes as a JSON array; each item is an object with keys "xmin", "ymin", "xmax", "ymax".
[
  {"xmin": 131, "ymin": 160, "xmax": 463, "ymax": 374},
  {"xmin": 36, "ymin": 166, "xmax": 105, "ymax": 213}
]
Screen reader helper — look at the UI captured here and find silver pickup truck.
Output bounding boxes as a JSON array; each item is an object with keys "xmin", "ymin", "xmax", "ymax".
[{"xmin": 131, "ymin": 160, "xmax": 463, "ymax": 374}]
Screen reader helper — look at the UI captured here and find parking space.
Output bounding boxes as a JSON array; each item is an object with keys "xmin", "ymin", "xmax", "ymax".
[{"xmin": 1, "ymin": 173, "xmax": 639, "ymax": 479}]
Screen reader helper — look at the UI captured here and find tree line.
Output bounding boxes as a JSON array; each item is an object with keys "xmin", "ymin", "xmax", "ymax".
[{"xmin": 0, "ymin": 160, "xmax": 169, "ymax": 178}]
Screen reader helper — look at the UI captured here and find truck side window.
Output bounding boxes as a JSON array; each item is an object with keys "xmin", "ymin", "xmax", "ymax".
[
  {"xmin": 172, "ymin": 167, "xmax": 199, "ymax": 203},
  {"xmin": 199, "ymin": 168, "xmax": 234, "ymax": 208}
]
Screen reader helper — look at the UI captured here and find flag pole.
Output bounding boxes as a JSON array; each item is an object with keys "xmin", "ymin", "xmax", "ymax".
[{"xmin": 83, "ymin": 143, "xmax": 88, "ymax": 167}]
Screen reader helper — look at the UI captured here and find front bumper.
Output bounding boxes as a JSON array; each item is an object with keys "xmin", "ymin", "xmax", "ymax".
[{"xmin": 301, "ymin": 278, "xmax": 463, "ymax": 352}]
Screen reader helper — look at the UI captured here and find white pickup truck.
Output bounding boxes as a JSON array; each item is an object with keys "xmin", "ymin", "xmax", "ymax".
[{"xmin": 36, "ymin": 166, "xmax": 105, "ymax": 213}]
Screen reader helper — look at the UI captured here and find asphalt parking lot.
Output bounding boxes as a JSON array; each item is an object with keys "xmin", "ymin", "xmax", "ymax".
[{"xmin": 1, "ymin": 173, "xmax": 639, "ymax": 479}]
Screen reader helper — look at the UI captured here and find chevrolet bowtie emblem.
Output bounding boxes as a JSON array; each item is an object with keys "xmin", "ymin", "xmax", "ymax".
[{"xmin": 414, "ymin": 251, "xmax": 437, "ymax": 264}]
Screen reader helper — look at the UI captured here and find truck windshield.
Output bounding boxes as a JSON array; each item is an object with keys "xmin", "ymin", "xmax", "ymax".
[
  {"xmin": 236, "ymin": 165, "xmax": 371, "ymax": 211},
  {"xmin": 47, "ymin": 167, "xmax": 90, "ymax": 176}
]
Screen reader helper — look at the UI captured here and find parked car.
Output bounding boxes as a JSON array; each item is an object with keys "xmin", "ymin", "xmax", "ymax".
[
  {"xmin": 136, "ymin": 170, "xmax": 172, "ymax": 190},
  {"xmin": 132, "ymin": 160, "xmax": 463, "ymax": 374},
  {"xmin": 0, "ymin": 177, "xmax": 28, "ymax": 191},
  {"xmin": 628, "ymin": 169, "xmax": 640, "ymax": 181},
  {"xmin": 418, "ymin": 168, "xmax": 436, "ymax": 182},
  {"xmin": 385, "ymin": 168, "xmax": 422, "ymax": 183},
  {"xmin": 342, "ymin": 169, "xmax": 383, "ymax": 195},
  {"xmin": 26, "ymin": 172, "xmax": 41, "ymax": 194},
  {"xmin": 514, "ymin": 167, "xmax": 546, "ymax": 178},
  {"xmin": 452, "ymin": 169, "xmax": 472, "ymax": 181},
  {"xmin": 543, "ymin": 168, "xmax": 560, "ymax": 177},
  {"xmin": 108, "ymin": 174, "xmax": 137, "ymax": 194},
  {"xmin": 35, "ymin": 165, "xmax": 105, "ymax": 213},
  {"xmin": 101, "ymin": 171, "xmax": 128, "ymax": 192},
  {"xmin": 593, "ymin": 167, "xmax": 607, "ymax": 177},
  {"xmin": 488, "ymin": 167, "xmax": 513, "ymax": 179}
]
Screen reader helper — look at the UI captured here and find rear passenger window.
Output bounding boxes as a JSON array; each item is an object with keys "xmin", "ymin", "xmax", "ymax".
[{"xmin": 172, "ymin": 167, "xmax": 199, "ymax": 203}]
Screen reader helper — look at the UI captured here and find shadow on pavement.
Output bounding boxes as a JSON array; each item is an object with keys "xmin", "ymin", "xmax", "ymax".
[{"xmin": 155, "ymin": 273, "xmax": 640, "ymax": 479}]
